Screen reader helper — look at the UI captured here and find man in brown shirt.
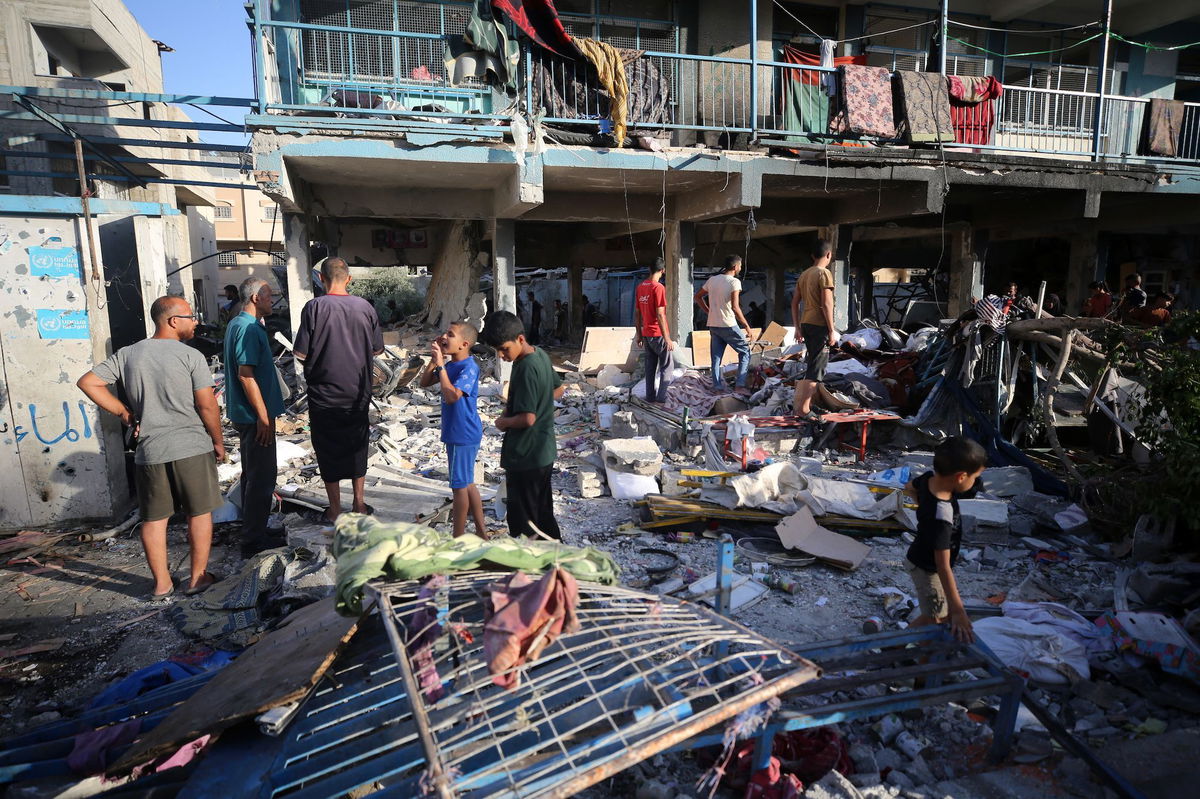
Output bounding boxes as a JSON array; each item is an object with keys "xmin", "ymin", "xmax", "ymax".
[{"xmin": 791, "ymin": 240, "xmax": 837, "ymax": 420}]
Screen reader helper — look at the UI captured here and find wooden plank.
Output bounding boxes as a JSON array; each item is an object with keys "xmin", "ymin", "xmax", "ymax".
[
  {"xmin": 691, "ymin": 329, "xmax": 761, "ymax": 370},
  {"xmin": 109, "ymin": 599, "xmax": 360, "ymax": 775},
  {"xmin": 577, "ymin": 326, "xmax": 639, "ymax": 373},
  {"xmin": 758, "ymin": 322, "xmax": 789, "ymax": 348}
]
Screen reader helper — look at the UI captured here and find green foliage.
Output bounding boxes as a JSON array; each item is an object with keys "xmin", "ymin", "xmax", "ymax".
[
  {"xmin": 1100, "ymin": 311, "xmax": 1200, "ymax": 533},
  {"xmin": 350, "ymin": 268, "xmax": 424, "ymax": 320}
]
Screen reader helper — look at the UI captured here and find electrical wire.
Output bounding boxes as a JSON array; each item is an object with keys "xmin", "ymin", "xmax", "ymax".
[
  {"xmin": 948, "ymin": 19, "xmax": 1101, "ymax": 34},
  {"xmin": 839, "ymin": 19, "xmax": 938, "ymax": 45},
  {"xmin": 1111, "ymin": 33, "xmax": 1200, "ymax": 52},
  {"xmin": 770, "ymin": 0, "xmax": 827, "ymax": 41},
  {"xmin": 948, "ymin": 32, "xmax": 1103, "ymax": 59},
  {"xmin": 187, "ymin": 103, "xmax": 244, "ymax": 128}
]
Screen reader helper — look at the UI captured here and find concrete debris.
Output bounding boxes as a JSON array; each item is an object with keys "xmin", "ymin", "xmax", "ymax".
[{"xmin": 602, "ymin": 437, "xmax": 663, "ymax": 477}]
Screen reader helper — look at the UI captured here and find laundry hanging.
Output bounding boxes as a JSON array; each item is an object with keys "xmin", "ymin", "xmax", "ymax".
[
  {"xmin": 831, "ymin": 64, "xmax": 897, "ymax": 139},
  {"xmin": 894, "ymin": 70, "xmax": 954, "ymax": 143},
  {"xmin": 573, "ymin": 37, "xmax": 630, "ymax": 146},
  {"xmin": 1142, "ymin": 97, "xmax": 1186, "ymax": 157},
  {"xmin": 491, "ymin": 0, "xmax": 582, "ymax": 59},
  {"xmin": 947, "ymin": 75, "xmax": 1003, "ymax": 145},
  {"xmin": 779, "ymin": 46, "xmax": 865, "ymax": 142}
]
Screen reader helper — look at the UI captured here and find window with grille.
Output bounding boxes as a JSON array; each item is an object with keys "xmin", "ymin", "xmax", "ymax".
[
  {"xmin": 214, "ymin": 203, "xmax": 233, "ymax": 219},
  {"xmin": 863, "ymin": 11, "xmax": 987, "ymax": 78},
  {"xmin": 262, "ymin": 206, "xmax": 279, "ymax": 221},
  {"xmin": 271, "ymin": 251, "xmax": 287, "ymax": 266},
  {"xmin": 217, "ymin": 251, "xmax": 238, "ymax": 266}
]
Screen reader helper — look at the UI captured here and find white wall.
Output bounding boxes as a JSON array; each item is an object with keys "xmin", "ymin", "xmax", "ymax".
[{"xmin": 0, "ymin": 213, "xmax": 127, "ymax": 528}]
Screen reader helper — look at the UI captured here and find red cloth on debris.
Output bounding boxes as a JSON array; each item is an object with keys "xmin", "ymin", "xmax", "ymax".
[
  {"xmin": 484, "ymin": 567, "xmax": 580, "ymax": 688},
  {"xmin": 947, "ymin": 75, "xmax": 1003, "ymax": 145},
  {"xmin": 731, "ymin": 727, "xmax": 853, "ymax": 797},
  {"xmin": 492, "ymin": 0, "xmax": 582, "ymax": 59}
]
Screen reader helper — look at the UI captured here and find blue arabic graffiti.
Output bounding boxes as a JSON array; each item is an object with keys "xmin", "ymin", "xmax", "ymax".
[{"xmin": 12, "ymin": 401, "xmax": 94, "ymax": 446}]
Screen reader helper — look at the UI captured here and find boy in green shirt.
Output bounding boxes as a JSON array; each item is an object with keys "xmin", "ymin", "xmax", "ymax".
[{"xmin": 483, "ymin": 310, "xmax": 564, "ymax": 539}]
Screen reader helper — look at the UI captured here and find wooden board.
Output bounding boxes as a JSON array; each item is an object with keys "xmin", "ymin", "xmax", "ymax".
[
  {"xmin": 758, "ymin": 322, "xmax": 790, "ymax": 348},
  {"xmin": 690, "ymin": 328, "xmax": 762, "ymax": 370},
  {"xmin": 577, "ymin": 327, "xmax": 639, "ymax": 373},
  {"xmin": 775, "ymin": 507, "xmax": 871, "ymax": 571},
  {"xmin": 109, "ymin": 599, "xmax": 360, "ymax": 775}
]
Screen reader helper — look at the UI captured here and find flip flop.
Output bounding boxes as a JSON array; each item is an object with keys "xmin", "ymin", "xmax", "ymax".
[
  {"xmin": 145, "ymin": 585, "xmax": 175, "ymax": 603},
  {"xmin": 184, "ymin": 571, "xmax": 217, "ymax": 596}
]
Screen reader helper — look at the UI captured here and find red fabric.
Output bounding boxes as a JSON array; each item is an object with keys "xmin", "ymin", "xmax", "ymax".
[
  {"xmin": 1083, "ymin": 293, "xmax": 1113, "ymax": 318},
  {"xmin": 484, "ymin": 568, "xmax": 580, "ymax": 689},
  {"xmin": 636, "ymin": 279, "xmax": 666, "ymax": 336},
  {"xmin": 948, "ymin": 75, "xmax": 1003, "ymax": 145},
  {"xmin": 730, "ymin": 728, "xmax": 852, "ymax": 798},
  {"xmin": 780, "ymin": 46, "xmax": 865, "ymax": 85},
  {"xmin": 492, "ymin": 0, "xmax": 582, "ymax": 59}
]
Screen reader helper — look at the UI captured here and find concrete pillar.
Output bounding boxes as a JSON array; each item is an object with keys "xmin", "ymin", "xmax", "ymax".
[
  {"xmin": 1067, "ymin": 228, "xmax": 1099, "ymax": 315},
  {"xmin": 491, "ymin": 219, "xmax": 516, "ymax": 314},
  {"xmin": 282, "ymin": 213, "xmax": 313, "ymax": 346},
  {"xmin": 766, "ymin": 264, "xmax": 786, "ymax": 325},
  {"xmin": 568, "ymin": 263, "xmax": 584, "ymax": 344},
  {"xmin": 133, "ymin": 216, "xmax": 169, "ymax": 338},
  {"xmin": 820, "ymin": 225, "xmax": 850, "ymax": 331},
  {"xmin": 664, "ymin": 220, "xmax": 695, "ymax": 351},
  {"xmin": 948, "ymin": 228, "xmax": 983, "ymax": 317}
]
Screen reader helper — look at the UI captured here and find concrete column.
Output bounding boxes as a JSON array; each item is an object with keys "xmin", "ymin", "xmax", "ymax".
[
  {"xmin": 820, "ymin": 225, "xmax": 850, "ymax": 331},
  {"xmin": 1067, "ymin": 228, "xmax": 1099, "ymax": 315},
  {"xmin": 282, "ymin": 213, "xmax": 313, "ymax": 347},
  {"xmin": 568, "ymin": 263, "xmax": 584, "ymax": 344},
  {"xmin": 133, "ymin": 216, "xmax": 169, "ymax": 339},
  {"xmin": 491, "ymin": 219, "xmax": 516, "ymax": 381},
  {"xmin": 664, "ymin": 220, "xmax": 695, "ymax": 352},
  {"xmin": 948, "ymin": 228, "xmax": 982, "ymax": 317},
  {"xmin": 766, "ymin": 264, "xmax": 786, "ymax": 325},
  {"xmin": 491, "ymin": 219, "xmax": 516, "ymax": 314}
]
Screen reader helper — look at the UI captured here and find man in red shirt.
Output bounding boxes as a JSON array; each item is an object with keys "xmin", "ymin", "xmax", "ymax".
[{"xmin": 634, "ymin": 258, "xmax": 676, "ymax": 403}]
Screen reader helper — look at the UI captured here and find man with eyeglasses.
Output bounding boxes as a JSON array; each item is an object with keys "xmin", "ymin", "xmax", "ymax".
[{"xmin": 77, "ymin": 296, "xmax": 224, "ymax": 600}]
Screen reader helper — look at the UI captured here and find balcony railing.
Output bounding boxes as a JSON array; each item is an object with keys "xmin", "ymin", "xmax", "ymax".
[{"xmin": 249, "ymin": 5, "xmax": 1200, "ymax": 166}]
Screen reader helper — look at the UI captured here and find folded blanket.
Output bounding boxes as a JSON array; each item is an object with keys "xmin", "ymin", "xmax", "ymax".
[
  {"xmin": 332, "ymin": 515, "xmax": 619, "ymax": 615},
  {"xmin": 894, "ymin": 71, "xmax": 954, "ymax": 143}
]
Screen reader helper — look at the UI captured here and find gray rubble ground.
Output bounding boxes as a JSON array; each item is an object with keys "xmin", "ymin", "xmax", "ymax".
[{"xmin": 2, "ymin": 335, "xmax": 1198, "ymax": 799}]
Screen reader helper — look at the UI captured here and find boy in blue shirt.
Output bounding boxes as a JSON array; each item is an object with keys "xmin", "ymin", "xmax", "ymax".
[{"xmin": 420, "ymin": 322, "xmax": 485, "ymax": 537}]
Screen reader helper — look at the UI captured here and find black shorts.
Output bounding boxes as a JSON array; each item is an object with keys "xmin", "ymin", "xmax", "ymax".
[
  {"xmin": 801, "ymin": 323, "xmax": 829, "ymax": 381},
  {"xmin": 310, "ymin": 405, "xmax": 371, "ymax": 482}
]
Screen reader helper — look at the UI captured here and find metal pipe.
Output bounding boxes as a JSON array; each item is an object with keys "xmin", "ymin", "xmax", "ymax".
[
  {"xmin": 79, "ymin": 511, "xmax": 139, "ymax": 543},
  {"xmin": 73, "ymin": 138, "xmax": 101, "ymax": 285},
  {"xmin": 939, "ymin": 0, "xmax": 949, "ymax": 75},
  {"xmin": 1091, "ymin": 0, "xmax": 1113, "ymax": 159},
  {"xmin": 749, "ymin": 0, "xmax": 758, "ymax": 141}
]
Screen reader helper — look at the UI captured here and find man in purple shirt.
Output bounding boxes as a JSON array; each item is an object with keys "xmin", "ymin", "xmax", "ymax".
[{"xmin": 293, "ymin": 257, "xmax": 384, "ymax": 522}]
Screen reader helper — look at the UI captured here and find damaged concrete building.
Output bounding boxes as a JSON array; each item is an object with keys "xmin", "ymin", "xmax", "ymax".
[{"xmin": 246, "ymin": 0, "xmax": 1200, "ymax": 356}]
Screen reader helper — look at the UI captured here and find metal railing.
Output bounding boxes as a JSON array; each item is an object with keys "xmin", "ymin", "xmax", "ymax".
[{"xmin": 248, "ymin": 2, "xmax": 1200, "ymax": 165}]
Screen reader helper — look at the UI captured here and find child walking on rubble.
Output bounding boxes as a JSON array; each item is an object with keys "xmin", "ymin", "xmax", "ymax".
[
  {"xmin": 420, "ymin": 322, "xmax": 486, "ymax": 537},
  {"xmin": 903, "ymin": 437, "xmax": 987, "ymax": 644},
  {"xmin": 482, "ymin": 310, "xmax": 565, "ymax": 540}
]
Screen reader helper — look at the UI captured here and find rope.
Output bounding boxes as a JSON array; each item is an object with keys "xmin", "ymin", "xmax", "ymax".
[
  {"xmin": 573, "ymin": 38, "xmax": 629, "ymax": 147},
  {"xmin": 839, "ymin": 19, "xmax": 937, "ymax": 45},
  {"xmin": 1111, "ymin": 33, "xmax": 1200, "ymax": 52},
  {"xmin": 948, "ymin": 20, "xmax": 1101, "ymax": 34},
  {"xmin": 948, "ymin": 32, "xmax": 1103, "ymax": 59}
]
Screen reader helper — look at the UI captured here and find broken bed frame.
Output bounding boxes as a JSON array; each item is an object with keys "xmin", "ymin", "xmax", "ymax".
[{"xmin": 0, "ymin": 539, "xmax": 1139, "ymax": 798}]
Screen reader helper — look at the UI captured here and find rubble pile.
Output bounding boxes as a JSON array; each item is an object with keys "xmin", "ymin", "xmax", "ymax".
[{"xmin": 2, "ymin": 304, "xmax": 1199, "ymax": 799}]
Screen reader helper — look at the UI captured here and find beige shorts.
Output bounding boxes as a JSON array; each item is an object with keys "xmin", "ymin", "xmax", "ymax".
[{"xmin": 906, "ymin": 558, "xmax": 948, "ymax": 620}]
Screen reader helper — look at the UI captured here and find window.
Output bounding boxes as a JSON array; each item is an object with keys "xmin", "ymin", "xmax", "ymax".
[
  {"xmin": 217, "ymin": 251, "xmax": 238, "ymax": 266},
  {"xmin": 0, "ymin": 155, "xmax": 8, "ymax": 189},
  {"xmin": 262, "ymin": 206, "xmax": 279, "ymax": 221},
  {"xmin": 271, "ymin": 251, "xmax": 287, "ymax": 266},
  {"xmin": 30, "ymin": 24, "xmax": 128, "ymax": 79},
  {"xmin": 214, "ymin": 204, "xmax": 233, "ymax": 219}
]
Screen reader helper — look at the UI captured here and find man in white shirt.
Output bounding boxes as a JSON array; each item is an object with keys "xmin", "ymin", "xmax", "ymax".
[{"xmin": 694, "ymin": 255, "xmax": 752, "ymax": 392}]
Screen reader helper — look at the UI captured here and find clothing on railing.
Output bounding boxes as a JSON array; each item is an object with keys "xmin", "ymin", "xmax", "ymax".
[
  {"xmin": 779, "ymin": 47, "xmax": 865, "ymax": 141},
  {"xmin": 948, "ymin": 75, "xmax": 1003, "ymax": 145},
  {"xmin": 831, "ymin": 64, "xmax": 896, "ymax": 139},
  {"xmin": 444, "ymin": 0, "xmax": 521, "ymax": 92},
  {"xmin": 574, "ymin": 38, "xmax": 629, "ymax": 146},
  {"xmin": 1142, "ymin": 98, "xmax": 1185, "ymax": 157},
  {"xmin": 894, "ymin": 71, "xmax": 954, "ymax": 143},
  {"xmin": 531, "ymin": 49, "xmax": 669, "ymax": 137},
  {"xmin": 492, "ymin": 0, "xmax": 582, "ymax": 59}
]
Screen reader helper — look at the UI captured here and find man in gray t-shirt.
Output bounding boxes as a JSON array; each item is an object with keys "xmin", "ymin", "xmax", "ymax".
[{"xmin": 78, "ymin": 296, "xmax": 225, "ymax": 600}]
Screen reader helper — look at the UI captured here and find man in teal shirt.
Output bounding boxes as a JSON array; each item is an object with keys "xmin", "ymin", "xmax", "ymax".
[{"xmin": 224, "ymin": 277, "xmax": 285, "ymax": 556}]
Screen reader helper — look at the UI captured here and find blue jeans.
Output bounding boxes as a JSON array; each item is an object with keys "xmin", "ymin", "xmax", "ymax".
[{"xmin": 709, "ymin": 326, "xmax": 751, "ymax": 388}]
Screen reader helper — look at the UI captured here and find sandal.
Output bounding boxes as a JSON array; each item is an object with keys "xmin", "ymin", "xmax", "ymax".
[
  {"xmin": 145, "ymin": 585, "xmax": 175, "ymax": 603},
  {"xmin": 184, "ymin": 571, "xmax": 217, "ymax": 596}
]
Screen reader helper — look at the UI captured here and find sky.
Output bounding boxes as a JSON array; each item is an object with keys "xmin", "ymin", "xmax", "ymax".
[{"xmin": 123, "ymin": 0, "xmax": 255, "ymax": 146}]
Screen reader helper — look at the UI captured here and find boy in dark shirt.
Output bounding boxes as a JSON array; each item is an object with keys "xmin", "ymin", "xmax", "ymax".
[
  {"xmin": 482, "ymin": 311, "xmax": 565, "ymax": 540},
  {"xmin": 903, "ymin": 437, "xmax": 987, "ymax": 643},
  {"xmin": 420, "ymin": 322, "xmax": 484, "ymax": 537}
]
